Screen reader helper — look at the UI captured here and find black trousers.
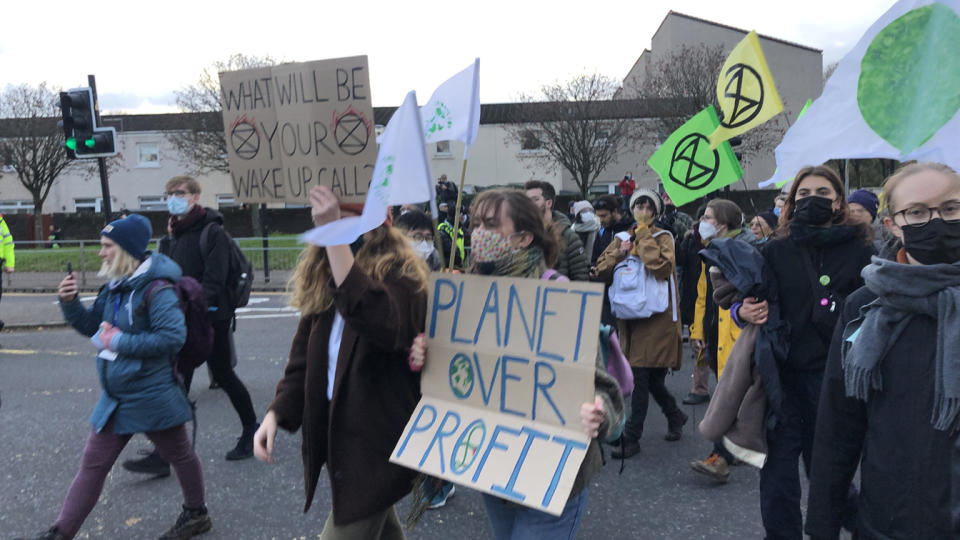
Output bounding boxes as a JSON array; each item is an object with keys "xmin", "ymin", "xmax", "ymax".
[
  {"xmin": 184, "ymin": 319, "xmax": 257, "ymax": 429},
  {"xmin": 759, "ymin": 368, "xmax": 823, "ymax": 540},
  {"xmin": 624, "ymin": 367, "xmax": 682, "ymax": 442}
]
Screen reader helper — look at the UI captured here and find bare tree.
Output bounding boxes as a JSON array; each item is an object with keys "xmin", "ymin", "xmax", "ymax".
[
  {"xmin": 0, "ymin": 83, "xmax": 74, "ymax": 241},
  {"xmin": 506, "ymin": 74, "xmax": 637, "ymax": 198},
  {"xmin": 169, "ymin": 54, "xmax": 278, "ymax": 174}
]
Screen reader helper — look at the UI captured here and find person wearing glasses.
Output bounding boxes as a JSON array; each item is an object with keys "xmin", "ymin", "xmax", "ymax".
[
  {"xmin": 395, "ymin": 210, "xmax": 442, "ymax": 271},
  {"xmin": 806, "ymin": 163, "xmax": 960, "ymax": 539},
  {"xmin": 736, "ymin": 166, "xmax": 874, "ymax": 539}
]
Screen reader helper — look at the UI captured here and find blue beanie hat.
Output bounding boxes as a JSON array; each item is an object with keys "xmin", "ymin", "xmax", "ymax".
[
  {"xmin": 100, "ymin": 214, "xmax": 152, "ymax": 260},
  {"xmin": 848, "ymin": 189, "xmax": 879, "ymax": 220}
]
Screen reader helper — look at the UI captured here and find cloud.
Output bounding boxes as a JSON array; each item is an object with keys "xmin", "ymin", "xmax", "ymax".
[{"xmin": 99, "ymin": 92, "xmax": 178, "ymax": 114}]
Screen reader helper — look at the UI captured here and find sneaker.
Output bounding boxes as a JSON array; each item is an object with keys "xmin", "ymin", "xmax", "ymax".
[
  {"xmin": 682, "ymin": 392, "xmax": 710, "ymax": 405},
  {"xmin": 665, "ymin": 411, "xmax": 688, "ymax": 441},
  {"xmin": 122, "ymin": 449, "xmax": 171, "ymax": 477},
  {"xmin": 690, "ymin": 453, "xmax": 730, "ymax": 483},
  {"xmin": 13, "ymin": 525, "xmax": 68, "ymax": 540},
  {"xmin": 158, "ymin": 505, "xmax": 212, "ymax": 540},
  {"xmin": 427, "ymin": 483, "xmax": 456, "ymax": 509},
  {"xmin": 225, "ymin": 423, "xmax": 258, "ymax": 461},
  {"xmin": 610, "ymin": 438, "xmax": 641, "ymax": 459}
]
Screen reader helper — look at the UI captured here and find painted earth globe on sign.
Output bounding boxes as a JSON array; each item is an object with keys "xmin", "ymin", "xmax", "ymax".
[{"xmin": 449, "ymin": 355, "xmax": 474, "ymax": 398}]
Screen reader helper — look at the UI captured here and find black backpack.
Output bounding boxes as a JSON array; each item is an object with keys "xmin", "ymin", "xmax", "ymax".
[{"xmin": 200, "ymin": 223, "xmax": 254, "ymax": 310}]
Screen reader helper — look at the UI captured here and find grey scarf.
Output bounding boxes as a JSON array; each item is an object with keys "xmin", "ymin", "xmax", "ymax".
[{"xmin": 843, "ymin": 257, "xmax": 960, "ymax": 431}]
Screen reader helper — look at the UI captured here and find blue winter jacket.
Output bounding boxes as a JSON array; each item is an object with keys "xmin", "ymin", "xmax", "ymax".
[{"xmin": 60, "ymin": 251, "xmax": 191, "ymax": 434}]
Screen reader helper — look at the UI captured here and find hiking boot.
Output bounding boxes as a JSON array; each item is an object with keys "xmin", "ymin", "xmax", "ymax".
[
  {"xmin": 610, "ymin": 438, "xmax": 641, "ymax": 459},
  {"xmin": 122, "ymin": 449, "xmax": 170, "ymax": 477},
  {"xmin": 665, "ymin": 411, "xmax": 688, "ymax": 441},
  {"xmin": 682, "ymin": 392, "xmax": 710, "ymax": 405},
  {"xmin": 225, "ymin": 423, "xmax": 258, "ymax": 461},
  {"xmin": 690, "ymin": 453, "xmax": 730, "ymax": 483},
  {"xmin": 158, "ymin": 505, "xmax": 211, "ymax": 540},
  {"xmin": 13, "ymin": 525, "xmax": 68, "ymax": 540},
  {"xmin": 427, "ymin": 482, "xmax": 456, "ymax": 509}
]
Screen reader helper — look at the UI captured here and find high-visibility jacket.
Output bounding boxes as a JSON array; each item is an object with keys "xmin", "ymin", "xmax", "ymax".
[
  {"xmin": 437, "ymin": 221, "xmax": 465, "ymax": 262},
  {"xmin": 0, "ymin": 215, "xmax": 14, "ymax": 269}
]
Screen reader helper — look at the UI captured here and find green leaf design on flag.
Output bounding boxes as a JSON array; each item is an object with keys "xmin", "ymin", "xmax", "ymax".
[
  {"xmin": 424, "ymin": 101, "xmax": 454, "ymax": 137},
  {"xmin": 858, "ymin": 3, "xmax": 960, "ymax": 154},
  {"xmin": 647, "ymin": 106, "xmax": 743, "ymax": 207}
]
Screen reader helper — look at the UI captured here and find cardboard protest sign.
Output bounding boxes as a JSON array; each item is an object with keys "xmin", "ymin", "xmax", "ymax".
[
  {"xmin": 648, "ymin": 106, "xmax": 744, "ymax": 207},
  {"xmin": 761, "ymin": 0, "xmax": 960, "ymax": 187},
  {"xmin": 392, "ymin": 273, "xmax": 604, "ymax": 516},
  {"xmin": 219, "ymin": 57, "xmax": 377, "ymax": 204}
]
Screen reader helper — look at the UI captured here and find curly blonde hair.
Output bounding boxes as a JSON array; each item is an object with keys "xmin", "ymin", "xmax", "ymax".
[{"xmin": 287, "ymin": 225, "xmax": 429, "ymax": 316}]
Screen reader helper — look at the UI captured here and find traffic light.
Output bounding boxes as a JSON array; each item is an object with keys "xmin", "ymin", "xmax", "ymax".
[
  {"xmin": 729, "ymin": 136, "xmax": 743, "ymax": 162},
  {"xmin": 58, "ymin": 87, "xmax": 116, "ymax": 159}
]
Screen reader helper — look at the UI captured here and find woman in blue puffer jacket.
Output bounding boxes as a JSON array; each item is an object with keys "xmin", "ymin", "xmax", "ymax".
[{"xmin": 17, "ymin": 215, "xmax": 210, "ymax": 540}]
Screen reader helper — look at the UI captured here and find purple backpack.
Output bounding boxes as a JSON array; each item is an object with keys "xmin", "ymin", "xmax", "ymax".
[{"xmin": 143, "ymin": 277, "xmax": 215, "ymax": 378}]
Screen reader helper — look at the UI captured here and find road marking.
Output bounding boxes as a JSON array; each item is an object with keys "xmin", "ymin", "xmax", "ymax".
[
  {"xmin": 237, "ymin": 313, "xmax": 301, "ymax": 320},
  {"xmin": 246, "ymin": 297, "xmax": 271, "ymax": 305},
  {"xmin": 235, "ymin": 306, "xmax": 297, "ymax": 313},
  {"xmin": 1, "ymin": 348, "xmax": 80, "ymax": 356}
]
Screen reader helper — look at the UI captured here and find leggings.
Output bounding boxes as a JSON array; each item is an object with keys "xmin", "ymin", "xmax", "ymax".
[{"xmin": 55, "ymin": 421, "xmax": 204, "ymax": 537}]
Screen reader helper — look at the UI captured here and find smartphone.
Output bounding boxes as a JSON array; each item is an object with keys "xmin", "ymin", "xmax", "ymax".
[{"xmin": 66, "ymin": 261, "xmax": 73, "ymax": 275}]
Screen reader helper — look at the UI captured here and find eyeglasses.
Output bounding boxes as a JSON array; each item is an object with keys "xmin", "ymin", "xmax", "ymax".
[
  {"xmin": 894, "ymin": 200, "xmax": 960, "ymax": 226},
  {"xmin": 408, "ymin": 232, "xmax": 434, "ymax": 243},
  {"xmin": 165, "ymin": 190, "xmax": 189, "ymax": 197}
]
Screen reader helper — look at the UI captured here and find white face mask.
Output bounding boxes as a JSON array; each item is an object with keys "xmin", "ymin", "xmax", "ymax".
[
  {"xmin": 699, "ymin": 221, "xmax": 718, "ymax": 240},
  {"xmin": 413, "ymin": 240, "xmax": 434, "ymax": 260},
  {"xmin": 580, "ymin": 212, "xmax": 595, "ymax": 223}
]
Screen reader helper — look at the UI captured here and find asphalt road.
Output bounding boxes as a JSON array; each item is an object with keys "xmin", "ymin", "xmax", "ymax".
[{"xmin": 1, "ymin": 294, "xmax": 772, "ymax": 539}]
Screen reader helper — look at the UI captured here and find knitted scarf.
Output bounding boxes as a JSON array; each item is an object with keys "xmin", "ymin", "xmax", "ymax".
[
  {"xmin": 169, "ymin": 204, "xmax": 206, "ymax": 236},
  {"xmin": 472, "ymin": 245, "xmax": 547, "ymax": 279},
  {"xmin": 843, "ymin": 257, "xmax": 960, "ymax": 431},
  {"xmin": 789, "ymin": 221, "xmax": 862, "ymax": 247}
]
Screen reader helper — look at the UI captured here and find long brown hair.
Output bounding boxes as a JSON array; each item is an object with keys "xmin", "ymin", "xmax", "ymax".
[
  {"xmin": 288, "ymin": 224, "xmax": 429, "ymax": 316},
  {"xmin": 469, "ymin": 189, "xmax": 559, "ymax": 267},
  {"xmin": 776, "ymin": 165, "xmax": 852, "ymax": 237}
]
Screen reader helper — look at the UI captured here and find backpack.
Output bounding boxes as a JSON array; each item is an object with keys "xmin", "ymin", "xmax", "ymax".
[
  {"xmin": 143, "ymin": 277, "xmax": 215, "ymax": 378},
  {"xmin": 200, "ymin": 222, "xmax": 253, "ymax": 310},
  {"xmin": 608, "ymin": 230, "xmax": 677, "ymax": 321}
]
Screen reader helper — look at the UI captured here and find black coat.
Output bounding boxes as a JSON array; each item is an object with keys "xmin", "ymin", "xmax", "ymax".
[
  {"xmin": 158, "ymin": 208, "xmax": 233, "ymax": 321},
  {"xmin": 761, "ymin": 231, "xmax": 873, "ymax": 372},
  {"xmin": 677, "ymin": 231, "xmax": 703, "ymax": 327},
  {"xmin": 806, "ymin": 286, "xmax": 960, "ymax": 539},
  {"xmin": 592, "ymin": 214, "xmax": 634, "ymax": 265}
]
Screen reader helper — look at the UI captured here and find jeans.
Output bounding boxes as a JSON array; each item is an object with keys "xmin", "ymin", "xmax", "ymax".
[
  {"xmin": 184, "ymin": 319, "xmax": 257, "ymax": 428},
  {"xmin": 624, "ymin": 367, "xmax": 683, "ymax": 442},
  {"xmin": 482, "ymin": 488, "xmax": 589, "ymax": 540},
  {"xmin": 56, "ymin": 421, "xmax": 204, "ymax": 537},
  {"xmin": 759, "ymin": 369, "xmax": 824, "ymax": 540}
]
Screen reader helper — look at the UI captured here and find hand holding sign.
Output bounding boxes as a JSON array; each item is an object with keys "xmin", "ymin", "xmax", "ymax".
[{"xmin": 580, "ymin": 396, "xmax": 605, "ymax": 439}]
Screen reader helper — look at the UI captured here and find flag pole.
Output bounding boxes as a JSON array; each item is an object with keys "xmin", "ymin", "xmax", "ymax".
[{"xmin": 447, "ymin": 154, "xmax": 469, "ymax": 270}]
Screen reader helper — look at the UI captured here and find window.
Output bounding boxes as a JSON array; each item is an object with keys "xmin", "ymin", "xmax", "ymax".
[
  {"xmin": 137, "ymin": 142, "xmax": 160, "ymax": 167},
  {"xmin": 139, "ymin": 195, "xmax": 166, "ymax": 211},
  {"xmin": 75, "ymin": 198, "xmax": 101, "ymax": 214},
  {"xmin": 593, "ymin": 129, "xmax": 611, "ymax": 148},
  {"xmin": 520, "ymin": 130, "xmax": 542, "ymax": 152},
  {"xmin": 435, "ymin": 141, "xmax": 451, "ymax": 155},
  {"xmin": 0, "ymin": 200, "xmax": 33, "ymax": 214},
  {"xmin": 217, "ymin": 194, "xmax": 238, "ymax": 209}
]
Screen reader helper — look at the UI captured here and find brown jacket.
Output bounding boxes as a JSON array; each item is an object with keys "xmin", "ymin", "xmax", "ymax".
[
  {"xmin": 268, "ymin": 264, "xmax": 427, "ymax": 525},
  {"xmin": 595, "ymin": 224, "xmax": 682, "ymax": 369}
]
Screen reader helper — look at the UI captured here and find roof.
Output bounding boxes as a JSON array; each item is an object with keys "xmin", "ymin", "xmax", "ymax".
[
  {"xmin": 659, "ymin": 11, "xmax": 822, "ymax": 54},
  {"xmin": 0, "ymin": 99, "xmax": 695, "ymax": 137}
]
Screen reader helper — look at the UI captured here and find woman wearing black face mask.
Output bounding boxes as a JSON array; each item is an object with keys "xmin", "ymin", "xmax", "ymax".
[
  {"xmin": 806, "ymin": 163, "xmax": 960, "ymax": 539},
  {"xmin": 737, "ymin": 165, "xmax": 873, "ymax": 539}
]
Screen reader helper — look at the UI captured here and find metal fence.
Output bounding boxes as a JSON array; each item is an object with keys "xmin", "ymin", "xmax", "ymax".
[{"xmin": 4, "ymin": 238, "xmax": 305, "ymax": 291}]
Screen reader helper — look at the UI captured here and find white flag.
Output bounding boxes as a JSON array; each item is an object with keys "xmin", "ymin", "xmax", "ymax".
[
  {"xmin": 301, "ymin": 91, "xmax": 433, "ymax": 246},
  {"xmin": 421, "ymin": 58, "xmax": 481, "ymax": 148},
  {"xmin": 760, "ymin": 0, "xmax": 960, "ymax": 188}
]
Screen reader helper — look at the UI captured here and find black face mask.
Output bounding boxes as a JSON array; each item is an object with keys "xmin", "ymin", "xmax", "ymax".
[
  {"xmin": 901, "ymin": 218, "xmax": 960, "ymax": 265},
  {"xmin": 793, "ymin": 196, "xmax": 835, "ymax": 225}
]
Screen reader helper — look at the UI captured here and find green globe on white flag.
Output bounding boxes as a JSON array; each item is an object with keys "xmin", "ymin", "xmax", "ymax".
[
  {"xmin": 420, "ymin": 59, "xmax": 481, "ymax": 152},
  {"xmin": 761, "ymin": 0, "xmax": 960, "ymax": 188}
]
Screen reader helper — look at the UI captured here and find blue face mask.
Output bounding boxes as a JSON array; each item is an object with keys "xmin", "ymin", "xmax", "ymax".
[
  {"xmin": 167, "ymin": 196, "xmax": 189, "ymax": 216},
  {"xmin": 773, "ymin": 207, "xmax": 782, "ymax": 217}
]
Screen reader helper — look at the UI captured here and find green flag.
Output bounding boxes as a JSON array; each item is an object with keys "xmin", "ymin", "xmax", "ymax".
[{"xmin": 648, "ymin": 106, "xmax": 743, "ymax": 206}]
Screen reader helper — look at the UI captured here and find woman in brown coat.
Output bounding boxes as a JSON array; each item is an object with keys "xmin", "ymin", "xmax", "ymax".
[
  {"xmin": 595, "ymin": 188, "xmax": 686, "ymax": 459},
  {"xmin": 253, "ymin": 186, "xmax": 428, "ymax": 539}
]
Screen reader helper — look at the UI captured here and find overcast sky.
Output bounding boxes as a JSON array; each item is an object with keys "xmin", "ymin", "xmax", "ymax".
[{"xmin": 2, "ymin": 0, "xmax": 896, "ymax": 114}]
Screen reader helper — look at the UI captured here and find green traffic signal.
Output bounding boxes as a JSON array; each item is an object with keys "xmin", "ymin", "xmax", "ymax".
[
  {"xmin": 65, "ymin": 138, "xmax": 77, "ymax": 151},
  {"xmin": 84, "ymin": 138, "xmax": 95, "ymax": 148}
]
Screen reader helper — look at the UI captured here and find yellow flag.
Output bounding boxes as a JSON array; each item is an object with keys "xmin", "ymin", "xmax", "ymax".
[{"xmin": 708, "ymin": 31, "xmax": 783, "ymax": 149}]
